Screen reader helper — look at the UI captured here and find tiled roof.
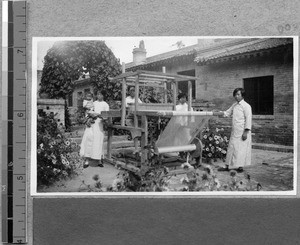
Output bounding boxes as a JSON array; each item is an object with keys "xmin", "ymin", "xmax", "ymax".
[
  {"xmin": 125, "ymin": 38, "xmax": 264, "ymax": 69},
  {"xmin": 195, "ymin": 38, "xmax": 293, "ymax": 64},
  {"xmin": 126, "ymin": 44, "xmax": 199, "ymax": 69}
]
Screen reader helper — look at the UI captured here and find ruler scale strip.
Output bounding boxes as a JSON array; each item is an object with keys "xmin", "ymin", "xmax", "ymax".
[
  {"xmin": 2, "ymin": 1, "xmax": 9, "ymax": 242},
  {"xmin": 2, "ymin": 1, "xmax": 27, "ymax": 244}
]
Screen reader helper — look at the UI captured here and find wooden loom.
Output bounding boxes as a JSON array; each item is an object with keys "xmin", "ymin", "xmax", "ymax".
[{"xmin": 100, "ymin": 68, "xmax": 223, "ymax": 173}]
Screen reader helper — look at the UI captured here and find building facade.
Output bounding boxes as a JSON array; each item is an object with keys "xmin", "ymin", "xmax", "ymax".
[
  {"xmin": 66, "ymin": 38, "xmax": 294, "ymax": 146},
  {"xmin": 126, "ymin": 38, "xmax": 294, "ymax": 146}
]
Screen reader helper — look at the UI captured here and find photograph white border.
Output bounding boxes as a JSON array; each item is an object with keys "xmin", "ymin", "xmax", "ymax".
[{"xmin": 31, "ymin": 36, "xmax": 298, "ymax": 196}]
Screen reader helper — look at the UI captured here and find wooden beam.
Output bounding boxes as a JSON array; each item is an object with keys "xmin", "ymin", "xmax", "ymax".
[
  {"xmin": 173, "ymin": 81, "xmax": 177, "ymax": 110},
  {"xmin": 111, "ymin": 125, "xmax": 144, "ymax": 132},
  {"xmin": 109, "ymin": 71, "xmax": 140, "ymax": 82},
  {"xmin": 107, "ymin": 117, "xmax": 113, "ymax": 159},
  {"xmin": 104, "ymin": 158, "xmax": 140, "ymax": 174},
  {"xmin": 134, "ymin": 75, "xmax": 140, "ymax": 152},
  {"xmin": 140, "ymin": 115, "xmax": 148, "ymax": 164},
  {"xmin": 164, "ymin": 168, "xmax": 195, "ymax": 177},
  {"xmin": 188, "ymin": 80, "xmax": 192, "ymax": 111},
  {"xmin": 136, "ymin": 70, "xmax": 200, "ymax": 81},
  {"xmin": 156, "ymin": 111, "xmax": 224, "ymax": 116},
  {"xmin": 135, "ymin": 110, "xmax": 172, "ymax": 117},
  {"xmin": 100, "ymin": 110, "xmax": 121, "ymax": 118},
  {"xmin": 121, "ymin": 63, "xmax": 127, "ymax": 126},
  {"xmin": 128, "ymin": 103, "xmax": 174, "ymax": 112},
  {"xmin": 164, "ymin": 81, "xmax": 168, "ymax": 103},
  {"xmin": 125, "ymin": 81, "xmax": 165, "ymax": 88},
  {"xmin": 162, "ymin": 67, "xmax": 168, "ymax": 103}
]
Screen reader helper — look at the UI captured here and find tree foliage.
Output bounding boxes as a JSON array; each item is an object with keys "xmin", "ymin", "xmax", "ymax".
[{"xmin": 39, "ymin": 41, "xmax": 122, "ymax": 99}]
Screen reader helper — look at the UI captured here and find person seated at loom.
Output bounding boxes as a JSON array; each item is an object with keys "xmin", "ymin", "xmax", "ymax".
[
  {"xmin": 174, "ymin": 93, "xmax": 194, "ymax": 143},
  {"xmin": 125, "ymin": 86, "xmax": 143, "ymax": 140},
  {"xmin": 175, "ymin": 93, "xmax": 190, "ymax": 112},
  {"xmin": 176, "ymin": 93, "xmax": 196, "ymax": 168}
]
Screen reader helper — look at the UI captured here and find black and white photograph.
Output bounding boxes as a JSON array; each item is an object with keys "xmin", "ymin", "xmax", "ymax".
[{"xmin": 31, "ymin": 36, "xmax": 297, "ymax": 195}]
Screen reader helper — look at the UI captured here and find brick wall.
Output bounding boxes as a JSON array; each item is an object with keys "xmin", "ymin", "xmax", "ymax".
[{"xmin": 195, "ymin": 52, "xmax": 294, "ymax": 146}]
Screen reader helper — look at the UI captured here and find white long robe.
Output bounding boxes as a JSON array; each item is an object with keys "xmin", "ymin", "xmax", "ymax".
[
  {"xmin": 80, "ymin": 100, "xmax": 109, "ymax": 160},
  {"xmin": 224, "ymin": 99, "xmax": 252, "ymax": 169}
]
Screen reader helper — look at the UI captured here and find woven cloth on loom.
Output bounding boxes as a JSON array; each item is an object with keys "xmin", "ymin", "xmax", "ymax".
[{"xmin": 156, "ymin": 115, "xmax": 210, "ymax": 148}]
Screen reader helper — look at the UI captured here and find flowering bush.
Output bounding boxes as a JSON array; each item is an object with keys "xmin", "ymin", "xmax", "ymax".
[
  {"xmin": 106, "ymin": 166, "xmax": 172, "ymax": 192},
  {"xmin": 179, "ymin": 166, "xmax": 222, "ymax": 191},
  {"xmin": 201, "ymin": 127, "xmax": 229, "ymax": 162},
  {"xmin": 37, "ymin": 109, "xmax": 82, "ymax": 188},
  {"xmin": 105, "ymin": 163, "xmax": 262, "ymax": 192},
  {"xmin": 179, "ymin": 165, "xmax": 262, "ymax": 192}
]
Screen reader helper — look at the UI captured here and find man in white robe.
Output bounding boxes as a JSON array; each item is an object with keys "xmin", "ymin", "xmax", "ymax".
[{"xmin": 218, "ymin": 88, "xmax": 252, "ymax": 173}]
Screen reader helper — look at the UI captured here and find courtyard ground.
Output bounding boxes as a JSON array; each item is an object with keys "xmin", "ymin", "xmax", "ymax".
[{"xmin": 38, "ymin": 147, "xmax": 294, "ymax": 193}]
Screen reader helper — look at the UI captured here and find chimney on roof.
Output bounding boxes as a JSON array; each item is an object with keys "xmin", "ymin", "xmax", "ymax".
[{"xmin": 133, "ymin": 40, "xmax": 147, "ymax": 65}]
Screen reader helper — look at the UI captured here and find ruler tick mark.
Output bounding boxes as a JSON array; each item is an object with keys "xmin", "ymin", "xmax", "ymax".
[{"xmin": 4, "ymin": 2, "xmax": 27, "ymax": 242}]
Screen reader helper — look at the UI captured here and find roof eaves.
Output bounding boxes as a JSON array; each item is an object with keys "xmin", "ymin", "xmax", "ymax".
[{"xmin": 195, "ymin": 38, "xmax": 293, "ymax": 64}]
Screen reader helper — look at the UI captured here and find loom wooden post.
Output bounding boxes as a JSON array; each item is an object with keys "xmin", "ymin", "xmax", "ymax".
[
  {"xmin": 162, "ymin": 67, "xmax": 168, "ymax": 103},
  {"xmin": 121, "ymin": 62, "xmax": 126, "ymax": 126},
  {"xmin": 164, "ymin": 81, "xmax": 168, "ymax": 103},
  {"xmin": 188, "ymin": 80, "xmax": 192, "ymax": 111},
  {"xmin": 134, "ymin": 75, "xmax": 140, "ymax": 153},
  {"xmin": 140, "ymin": 115, "xmax": 148, "ymax": 165},
  {"xmin": 107, "ymin": 117, "xmax": 113, "ymax": 159},
  {"xmin": 173, "ymin": 81, "xmax": 177, "ymax": 110}
]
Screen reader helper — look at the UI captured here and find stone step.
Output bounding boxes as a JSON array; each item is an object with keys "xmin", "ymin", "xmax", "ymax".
[{"xmin": 252, "ymin": 143, "xmax": 293, "ymax": 153}]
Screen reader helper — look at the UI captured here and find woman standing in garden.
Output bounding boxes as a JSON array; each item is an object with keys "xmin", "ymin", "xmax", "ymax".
[
  {"xmin": 80, "ymin": 90, "xmax": 109, "ymax": 168},
  {"xmin": 218, "ymin": 88, "xmax": 252, "ymax": 173}
]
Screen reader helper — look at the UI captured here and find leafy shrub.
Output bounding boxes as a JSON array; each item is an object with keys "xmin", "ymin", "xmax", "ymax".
[
  {"xmin": 37, "ymin": 109, "xmax": 82, "ymax": 188},
  {"xmin": 39, "ymin": 41, "xmax": 122, "ymax": 100},
  {"xmin": 73, "ymin": 107, "xmax": 86, "ymax": 125}
]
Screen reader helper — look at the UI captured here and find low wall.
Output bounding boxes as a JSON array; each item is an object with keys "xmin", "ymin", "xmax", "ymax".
[{"xmin": 37, "ymin": 98, "xmax": 65, "ymax": 127}]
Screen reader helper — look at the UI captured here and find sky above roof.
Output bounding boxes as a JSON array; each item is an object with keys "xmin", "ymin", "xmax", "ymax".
[{"xmin": 36, "ymin": 37, "xmax": 200, "ymax": 70}]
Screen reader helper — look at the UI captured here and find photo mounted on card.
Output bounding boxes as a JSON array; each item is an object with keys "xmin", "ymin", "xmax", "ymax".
[{"xmin": 31, "ymin": 36, "xmax": 298, "ymax": 196}]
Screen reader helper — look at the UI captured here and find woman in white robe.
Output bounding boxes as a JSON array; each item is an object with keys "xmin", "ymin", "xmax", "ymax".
[
  {"xmin": 80, "ymin": 90, "xmax": 109, "ymax": 168},
  {"xmin": 218, "ymin": 88, "xmax": 252, "ymax": 173}
]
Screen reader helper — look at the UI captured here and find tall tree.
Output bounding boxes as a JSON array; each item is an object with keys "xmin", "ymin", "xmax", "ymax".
[{"xmin": 39, "ymin": 41, "xmax": 122, "ymax": 100}]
